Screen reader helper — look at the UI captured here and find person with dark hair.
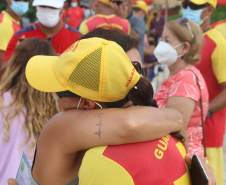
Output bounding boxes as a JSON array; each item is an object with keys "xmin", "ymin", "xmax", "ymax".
[
  {"xmin": 0, "ymin": 38, "xmax": 61, "ymax": 185},
  {"xmin": 7, "ymin": 28, "xmax": 215, "ymax": 185},
  {"xmin": 25, "ymin": 34, "xmax": 185, "ymax": 184}
]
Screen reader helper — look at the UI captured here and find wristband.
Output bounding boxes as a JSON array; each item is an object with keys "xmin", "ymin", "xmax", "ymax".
[{"xmin": 206, "ymin": 109, "xmax": 212, "ymax": 119}]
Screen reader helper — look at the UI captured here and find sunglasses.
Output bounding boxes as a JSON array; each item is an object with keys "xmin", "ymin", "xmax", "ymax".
[
  {"xmin": 177, "ymin": 17, "xmax": 194, "ymax": 43},
  {"xmin": 56, "ymin": 91, "xmax": 79, "ymax": 98},
  {"xmin": 182, "ymin": 1, "xmax": 210, "ymax": 10},
  {"xmin": 132, "ymin": 61, "xmax": 147, "ymax": 78},
  {"xmin": 111, "ymin": 0, "xmax": 123, "ymax": 5}
]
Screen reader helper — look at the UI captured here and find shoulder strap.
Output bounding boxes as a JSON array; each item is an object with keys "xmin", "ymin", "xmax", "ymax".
[{"xmin": 186, "ymin": 69, "xmax": 207, "ymax": 158}]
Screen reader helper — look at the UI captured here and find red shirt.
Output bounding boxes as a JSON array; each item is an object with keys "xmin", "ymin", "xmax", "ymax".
[
  {"xmin": 62, "ymin": 7, "xmax": 84, "ymax": 29},
  {"xmin": 79, "ymin": 14, "xmax": 130, "ymax": 35},
  {"xmin": 3, "ymin": 23, "xmax": 82, "ymax": 61},
  {"xmin": 195, "ymin": 29, "xmax": 226, "ymax": 147},
  {"xmin": 79, "ymin": 135, "xmax": 191, "ymax": 185}
]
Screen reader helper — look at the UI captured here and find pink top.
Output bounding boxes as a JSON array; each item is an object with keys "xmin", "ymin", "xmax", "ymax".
[
  {"xmin": 154, "ymin": 66, "xmax": 209, "ymax": 159},
  {"xmin": 0, "ymin": 91, "xmax": 34, "ymax": 185}
]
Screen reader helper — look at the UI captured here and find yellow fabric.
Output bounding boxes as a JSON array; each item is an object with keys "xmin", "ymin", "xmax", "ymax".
[
  {"xmin": 205, "ymin": 29, "xmax": 226, "ymax": 84},
  {"xmin": 97, "ymin": 0, "xmax": 113, "ymax": 6},
  {"xmin": 79, "ymin": 146, "xmax": 135, "ymax": 185},
  {"xmin": 214, "ymin": 23, "xmax": 226, "ymax": 38},
  {"xmin": 206, "ymin": 147, "xmax": 224, "ymax": 185},
  {"xmin": 26, "ymin": 38, "xmax": 141, "ymax": 102},
  {"xmin": 189, "ymin": 0, "xmax": 217, "ymax": 8},
  {"xmin": 0, "ymin": 11, "xmax": 20, "ymax": 51},
  {"xmin": 174, "ymin": 142, "xmax": 191, "ymax": 185},
  {"xmin": 132, "ymin": 1, "xmax": 148, "ymax": 15},
  {"xmin": 78, "ymin": 22, "xmax": 89, "ymax": 35}
]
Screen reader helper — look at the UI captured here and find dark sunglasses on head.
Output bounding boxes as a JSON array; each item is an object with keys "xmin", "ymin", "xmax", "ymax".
[
  {"xmin": 177, "ymin": 17, "xmax": 194, "ymax": 43},
  {"xmin": 132, "ymin": 61, "xmax": 147, "ymax": 78},
  {"xmin": 182, "ymin": 1, "xmax": 210, "ymax": 10},
  {"xmin": 56, "ymin": 91, "xmax": 79, "ymax": 98}
]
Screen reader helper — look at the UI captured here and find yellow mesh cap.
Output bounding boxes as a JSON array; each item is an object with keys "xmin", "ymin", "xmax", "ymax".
[
  {"xmin": 98, "ymin": 0, "xmax": 113, "ymax": 6},
  {"xmin": 189, "ymin": 0, "xmax": 217, "ymax": 8},
  {"xmin": 26, "ymin": 38, "xmax": 141, "ymax": 102},
  {"xmin": 133, "ymin": 1, "xmax": 148, "ymax": 15}
]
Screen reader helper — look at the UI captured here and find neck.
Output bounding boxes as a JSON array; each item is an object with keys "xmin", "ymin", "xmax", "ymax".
[
  {"xmin": 168, "ymin": 58, "xmax": 191, "ymax": 77},
  {"xmin": 96, "ymin": 8, "xmax": 114, "ymax": 15},
  {"xmin": 38, "ymin": 21, "xmax": 63, "ymax": 38},
  {"xmin": 200, "ymin": 18, "xmax": 212, "ymax": 33},
  {"xmin": 6, "ymin": 8, "xmax": 21, "ymax": 22}
]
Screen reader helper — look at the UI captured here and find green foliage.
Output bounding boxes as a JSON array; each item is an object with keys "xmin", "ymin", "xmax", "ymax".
[{"xmin": 211, "ymin": 5, "xmax": 226, "ymax": 24}]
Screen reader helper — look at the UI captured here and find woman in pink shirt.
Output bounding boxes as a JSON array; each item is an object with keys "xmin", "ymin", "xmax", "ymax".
[{"xmin": 154, "ymin": 18, "xmax": 209, "ymax": 159}]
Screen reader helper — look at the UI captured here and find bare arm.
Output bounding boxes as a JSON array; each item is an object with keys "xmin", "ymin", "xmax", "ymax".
[
  {"xmin": 40, "ymin": 106, "xmax": 183, "ymax": 154},
  {"xmin": 0, "ymin": 50, "xmax": 4, "ymax": 69},
  {"xmin": 208, "ymin": 82, "xmax": 226, "ymax": 114}
]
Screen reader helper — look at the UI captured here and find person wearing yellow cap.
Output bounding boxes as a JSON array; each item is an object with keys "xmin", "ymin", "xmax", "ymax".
[
  {"xmin": 25, "ymin": 29, "xmax": 189, "ymax": 184},
  {"xmin": 182, "ymin": 1, "xmax": 226, "ymax": 185},
  {"xmin": 132, "ymin": 0, "xmax": 148, "ymax": 18},
  {"xmin": 78, "ymin": 0, "xmax": 131, "ymax": 35}
]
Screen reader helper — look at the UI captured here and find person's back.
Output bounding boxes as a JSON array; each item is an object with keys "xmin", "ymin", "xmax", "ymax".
[
  {"xmin": 79, "ymin": 134, "xmax": 191, "ymax": 185},
  {"xmin": 78, "ymin": 0, "xmax": 130, "ymax": 35}
]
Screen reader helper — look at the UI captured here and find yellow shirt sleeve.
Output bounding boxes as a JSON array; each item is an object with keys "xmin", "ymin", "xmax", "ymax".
[
  {"xmin": 0, "ymin": 23, "xmax": 14, "ymax": 51},
  {"xmin": 209, "ymin": 30, "xmax": 226, "ymax": 84},
  {"xmin": 78, "ymin": 21, "xmax": 89, "ymax": 35}
]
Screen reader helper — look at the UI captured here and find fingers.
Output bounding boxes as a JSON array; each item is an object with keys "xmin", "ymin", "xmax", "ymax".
[
  {"xmin": 7, "ymin": 178, "xmax": 18, "ymax": 185},
  {"xmin": 185, "ymin": 153, "xmax": 193, "ymax": 169}
]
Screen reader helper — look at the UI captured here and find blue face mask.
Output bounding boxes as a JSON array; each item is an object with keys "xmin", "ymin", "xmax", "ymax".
[
  {"xmin": 71, "ymin": 2, "xmax": 78, "ymax": 7},
  {"xmin": 11, "ymin": 0, "xmax": 29, "ymax": 16},
  {"xmin": 182, "ymin": 6, "xmax": 207, "ymax": 25},
  {"xmin": 84, "ymin": 9, "xmax": 90, "ymax": 17}
]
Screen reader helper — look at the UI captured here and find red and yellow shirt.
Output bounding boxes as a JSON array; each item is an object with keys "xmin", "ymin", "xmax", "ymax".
[
  {"xmin": 0, "ymin": 11, "xmax": 20, "ymax": 51},
  {"xmin": 79, "ymin": 14, "xmax": 130, "ymax": 35},
  {"xmin": 3, "ymin": 23, "xmax": 82, "ymax": 61},
  {"xmin": 79, "ymin": 135, "xmax": 191, "ymax": 185},
  {"xmin": 195, "ymin": 29, "xmax": 226, "ymax": 147},
  {"xmin": 212, "ymin": 20, "xmax": 226, "ymax": 38}
]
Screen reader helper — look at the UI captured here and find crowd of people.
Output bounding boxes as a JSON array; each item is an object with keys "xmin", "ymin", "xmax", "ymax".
[{"xmin": 0, "ymin": 0, "xmax": 225, "ymax": 184}]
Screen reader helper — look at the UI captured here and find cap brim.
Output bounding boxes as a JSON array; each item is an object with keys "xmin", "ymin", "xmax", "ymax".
[
  {"xmin": 32, "ymin": 0, "xmax": 65, "ymax": 8},
  {"xmin": 26, "ymin": 55, "xmax": 66, "ymax": 92},
  {"xmin": 189, "ymin": 0, "xmax": 208, "ymax": 5}
]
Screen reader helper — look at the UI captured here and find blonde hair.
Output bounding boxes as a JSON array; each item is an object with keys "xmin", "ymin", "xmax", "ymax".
[
  {"xmin": 165, "ymin": 19, "xmax": 203, "ymax": 64},
  {"xmin": 0, "ymin": 38, "xmax": 61, "ymax": 156}
]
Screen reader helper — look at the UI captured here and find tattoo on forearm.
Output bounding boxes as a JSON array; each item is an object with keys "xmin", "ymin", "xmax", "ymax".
[{"xmin": 94, "ymin": 114, "xmax": 103, "ymax": 139}]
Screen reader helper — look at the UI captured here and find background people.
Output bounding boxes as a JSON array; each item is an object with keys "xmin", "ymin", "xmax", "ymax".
[
  {"xmin": 154, "ymin": 18, "xmax": 209, "ymax": 159},
  {"xmin": 62, "ymin": 0, "xmax": 85, "ymax": 29},
  {"xmin": 0, "ymin": 38, "xmax": 61, "ymax": 185},
  {"xmin": 0, "ymin": 0, "xmax": 29, "ymax": 67},
  {"xmin": 112, "ymin": 0, "xmax": 146, "ymax": 63},
  {"xmin": 183, "ymin": 1, "xmax": 226, "ymax": 184},
  {"xmin": 78, "ymin": 0, "xmax": 130, "ymax": 35},
  {"xmin": 149, "ymin": 5, "xmax": 164, "ymax": 43},
  {"xmin": 2, "ymin": 0, "xmax": 82, "ymax": 64}
]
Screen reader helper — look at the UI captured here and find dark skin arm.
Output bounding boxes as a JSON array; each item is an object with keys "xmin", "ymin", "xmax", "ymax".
[{"xmin": 0, "ymin": 50, "xmax": 4, "ymax": 69}]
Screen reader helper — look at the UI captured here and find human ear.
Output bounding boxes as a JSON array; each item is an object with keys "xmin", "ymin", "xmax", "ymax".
[
  {"xmin": 83, "ymin": 99, "xmax": 96, "ymax": 110},
  {"xmin": 182, "ymin": 42, "xmax": 190, "ymax": 55}
]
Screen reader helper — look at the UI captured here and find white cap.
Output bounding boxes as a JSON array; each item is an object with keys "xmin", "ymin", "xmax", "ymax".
[{"xmin": 33, "ymin": 0, "xmax": 66, "ymax": 8}]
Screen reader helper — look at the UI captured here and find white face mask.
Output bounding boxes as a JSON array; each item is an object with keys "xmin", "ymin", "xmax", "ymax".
[
  {"xmin": 77, "ymin": 97, "xmax": 102, "ymax": 109},
  {"xmin": 154, "ymin": 41, "xmax": 184, "ymax": 66},
  {"xmin": 36, "ymin": 7, "xmax": 62, "ymax": 28}
]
